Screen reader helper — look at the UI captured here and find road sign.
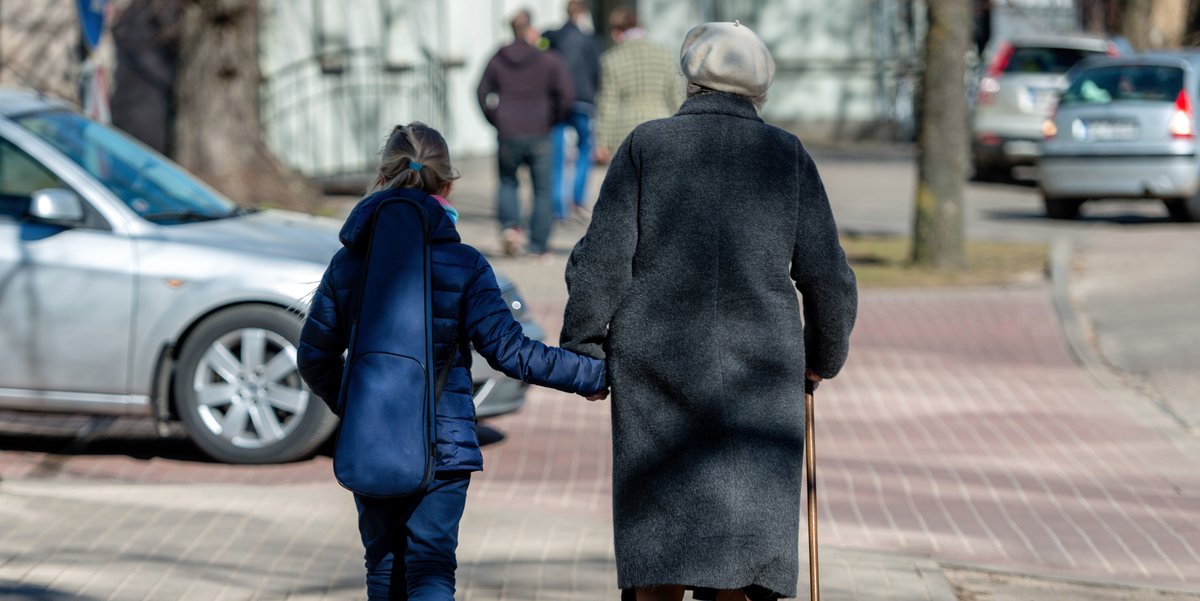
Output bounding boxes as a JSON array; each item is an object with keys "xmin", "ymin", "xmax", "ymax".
[{"xmin": 77, "ymin": 0, "xmax": 109, "ymax": 52}]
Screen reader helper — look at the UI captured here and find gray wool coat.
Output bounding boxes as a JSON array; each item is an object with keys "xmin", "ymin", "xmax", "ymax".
[{"xmin": 560, "ymin": 92, "xmax": 858, "ymax": 598}]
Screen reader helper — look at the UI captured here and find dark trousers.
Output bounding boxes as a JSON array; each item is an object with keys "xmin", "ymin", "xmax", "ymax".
[
  {"xmin": 497, "ymin": 135, "xmax": 553, "ymax": 254},
  {"xmin": 354, "ymin": 474, "xmax": 471, "ymax": 600},
  {"xmin": 551, "ymin": 108, "xmax": 593, "ymax": 218}
]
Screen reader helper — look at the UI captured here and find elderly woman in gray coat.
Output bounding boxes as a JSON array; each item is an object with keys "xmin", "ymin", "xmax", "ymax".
[{"xmin": 560, "ymin": 22, "xmax": 858, "ymax": 601}]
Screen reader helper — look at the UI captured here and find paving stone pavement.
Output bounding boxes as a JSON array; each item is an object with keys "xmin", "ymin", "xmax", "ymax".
[{"xmin": 4, "ymin": 285, "xmax": 1199, "ymax": 599}]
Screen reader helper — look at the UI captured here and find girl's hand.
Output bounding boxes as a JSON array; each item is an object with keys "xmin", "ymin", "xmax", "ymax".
[{"xmin": 584, "ymin": 389, "xmax": 609, "ymax": 402}]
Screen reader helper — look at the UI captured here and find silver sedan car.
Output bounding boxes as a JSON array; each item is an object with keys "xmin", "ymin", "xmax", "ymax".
[
  {"xmin": 1040, "ymin": 54, "xmax": 1200, "ymax": 221},
  {"xmin": 0, "ymin": 89, "xmax": 535, "ymax": 463}
]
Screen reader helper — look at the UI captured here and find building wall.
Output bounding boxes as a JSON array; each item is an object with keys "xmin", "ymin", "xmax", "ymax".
[
  {"xmin": 260, "ymin": 0, "xmax": 573, "ymax": 179},
  {"xmin": 638, "ymin": 0, "xmax": 924, "ymax": 142}
]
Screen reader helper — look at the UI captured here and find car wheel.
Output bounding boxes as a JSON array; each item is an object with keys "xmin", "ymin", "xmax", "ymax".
[
  {"xmin": 1043, "ymin": 195, "xmax": 1083, "ymax": 220},
  {"xmin": 1164, "ymin": 198, "xmax": 1199, "ymax": 222},
  {"xmin": 173, "ymin": 305, "xmax": 338, "ymax": 464}
]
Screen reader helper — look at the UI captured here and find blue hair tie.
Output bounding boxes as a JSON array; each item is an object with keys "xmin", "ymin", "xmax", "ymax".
[{"xmin": 409, "ymin": 161, "xmax": 423, "ymax": 172}]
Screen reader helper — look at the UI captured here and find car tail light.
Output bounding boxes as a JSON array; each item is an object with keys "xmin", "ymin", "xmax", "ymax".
[
  {"xmin": 1043, "ymin": 116, "xmax": 1058, "ymax": 139},
  {"xmin": 978, "ymin": 42, "xmax": 1013, "ymax": 106},
  {"xmin": 988, "ymin": 42, "xmax": 1014, "ymax": 77},
  {"xmin": 1169, "ymin": 90, "xmax": 1195, "ymax": 139},
  {"xmin": 978, "ymin": 76, "xmax": 1001, "ymax": 105}
]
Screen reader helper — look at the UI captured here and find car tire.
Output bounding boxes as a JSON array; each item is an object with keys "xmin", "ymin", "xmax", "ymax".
[
  {"xmin": 1164, "ymin": 198, "xmax": 1199, "ymax": 222},
  {"xmin": 1043, "ymin": 195, "xmax": 1083, "ymax": 220},
  {"xmin": 173, "ymin": 305, "xmax": 337, "ymax": 464}
]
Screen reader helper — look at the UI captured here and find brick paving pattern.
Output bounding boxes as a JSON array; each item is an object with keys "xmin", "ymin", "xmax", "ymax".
[{"xmin": 2, "ymin": 285, "xmax": 1198, "ymax": 599}]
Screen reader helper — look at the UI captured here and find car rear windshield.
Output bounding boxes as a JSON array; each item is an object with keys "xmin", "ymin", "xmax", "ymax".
[
  {"xmin": 1059, "ymin": 65, "xmax": 1185, "ymax": 106},
  {"xmin": 1004, "ymin": 46, "xmax": 1102, "ymax": 74}
]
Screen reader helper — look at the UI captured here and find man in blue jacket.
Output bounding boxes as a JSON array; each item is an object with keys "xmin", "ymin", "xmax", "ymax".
[{"xmin": 544, "ymin": 1, "xmax": 602, "ymax": 222}]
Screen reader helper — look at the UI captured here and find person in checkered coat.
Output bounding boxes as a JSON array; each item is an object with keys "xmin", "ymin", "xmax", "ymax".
[{"xmin": 594, "ymin": 7, "xmax": 685, "ymax": 160}]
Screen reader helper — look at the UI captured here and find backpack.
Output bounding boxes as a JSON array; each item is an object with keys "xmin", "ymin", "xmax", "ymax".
[{"xmin": 333, "ymin": 194, "xmax": 452, "ymax": 497}]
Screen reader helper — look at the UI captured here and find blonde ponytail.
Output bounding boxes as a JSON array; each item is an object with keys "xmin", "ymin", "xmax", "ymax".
[{"xmin": 369, "ymin": 122, "xmax": 459, "ymax": 195}]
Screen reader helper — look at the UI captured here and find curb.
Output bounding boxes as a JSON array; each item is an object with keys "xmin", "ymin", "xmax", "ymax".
[
  {"xmin": 938, "ymin": 558, "xmax": 1200, "ymax": 596},
  {"xmin": 1048, "ymin": 237, "xmax": 1200, "ymax": 476}
]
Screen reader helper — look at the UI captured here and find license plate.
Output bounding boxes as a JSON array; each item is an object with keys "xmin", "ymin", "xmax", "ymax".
[
  {"xmin": 1027, "ymin": 87, "xmax": 1058, "ymax": 109},
  {"xmin": 1084, "ymin": 120, "xmax": 1139, "ymax": 141}
]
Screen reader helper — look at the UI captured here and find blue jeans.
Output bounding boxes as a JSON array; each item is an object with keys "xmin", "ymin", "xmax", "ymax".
[
  {"xmin": 497, "ymin": 135, "xmax": 553, "ymax": 254},
  {"xmin": 551, "ymin": 108, "xmax": 593, "ymax": 219},
  {"xmin": 354, "ymin": 474, "xmax": 471, "ymax": 600}
]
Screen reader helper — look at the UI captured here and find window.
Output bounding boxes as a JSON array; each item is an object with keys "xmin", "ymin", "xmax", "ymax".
[
  {"xmin": 16, "ymin": 110, "xmax": 237, "ymax": 223},
  {"xmin": 0, "ymin": 138, "xmax": 64, "ymax": 219},
  {"xmin": 1060, "ymin": 65, "xmax": 1185, "ymax": 106},
  {"xmin": 1004, "ymin": 47, "xmax": 1101, "ymax": 75}
]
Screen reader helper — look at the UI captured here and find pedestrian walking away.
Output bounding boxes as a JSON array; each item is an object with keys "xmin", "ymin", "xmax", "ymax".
[
  {"xmin": 477, "ymin": 9, "xmax": 575, "ymax": 259},
  {"xmin": 297, "ymin": 123, "xmax": 606, "ymax": 600},
  {"xmin": 592, "ymin": 7, "xmax": 684, "ymax": 164},
  {"xmin": 544, "ymin": 0, "xmax": 602, "ymax": 222},
  {"xmin": 561, "ymin": 22, "xmax": 857, "ymax": 601}
]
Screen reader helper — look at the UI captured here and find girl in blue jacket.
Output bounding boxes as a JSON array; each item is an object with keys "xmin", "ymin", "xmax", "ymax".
[{"xmin": 298, "ymin": 123, "xmax": 607, "ymax": 600}]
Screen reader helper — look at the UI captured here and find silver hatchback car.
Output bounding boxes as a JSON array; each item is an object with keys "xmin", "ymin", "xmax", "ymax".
[
  {"xmin": 0, "ymin": 89, "xmax": 536, "ymax": 463},
  {"xmin": 1040, "ymin": 54, "xmax": 1200, "ymax": 221},
  {"xmin": 973, "ymin": 35, "xmax": 1117, "ymax": 179}
]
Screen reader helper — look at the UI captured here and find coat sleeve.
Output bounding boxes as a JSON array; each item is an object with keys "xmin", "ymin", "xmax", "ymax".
[
  {"xmin": 297, "ymin": 264, "xmax": 350, "ymax": 414},
  {"xmin": 464, "ymin": 258, "xmax": 607, "ymax": 396},
  {"xmin": 595, "ymin": 53, "xmax": 619, "ymax": 151},
  {"xmin": 476, "ymin": 57, "xmax": 499, "ymax": 127},
  {"xmin": 790, "ymin": 143, "xmax": 858, "ymax": 379},
  {"xmin": 560, "ymin": 132, "xmax": 639, "ymax": 360}
]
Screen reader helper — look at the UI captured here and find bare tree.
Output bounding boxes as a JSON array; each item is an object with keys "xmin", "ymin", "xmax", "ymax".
[
  {"xmin": 171, "ymin": 0, "xmax": 315, "ymax": 210},
  {"xmin": 911, "ymin": 0, "xmax": 972, "ymax": 270}
]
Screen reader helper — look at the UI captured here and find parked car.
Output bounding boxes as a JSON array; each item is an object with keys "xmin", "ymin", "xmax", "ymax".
[
  {"xmin": 1040, "ymin": 53, "xmax": 1200, "ymax": 221},
  {"xmin": 972, "ymin": 34, "xmax": 1120, "ymax": 179},
  {"xmin": 0, "ymin": 89, "xmax": 536, "ymax": 463}
]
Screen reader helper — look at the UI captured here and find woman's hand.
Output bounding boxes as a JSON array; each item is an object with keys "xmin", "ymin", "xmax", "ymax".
[
  {"xmin": 584, "ymin": 389, "xmax": 610, "ymax": 402},
  {"xmin": 806, "ymin": 369, "xmax": 823, "ymax": 391}
]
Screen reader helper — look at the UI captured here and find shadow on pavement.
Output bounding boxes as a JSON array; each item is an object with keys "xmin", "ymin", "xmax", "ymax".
[
  {"xmin": 0, "ymin": 582, "xmax": 100, "ymax": 600},
  {"xmin": 0, "ymin": 429, "xmax": 215, "ymax": 465},
  {"xmin": 477, "ymin": 424, "xmax": 506, "ymax": 447}
]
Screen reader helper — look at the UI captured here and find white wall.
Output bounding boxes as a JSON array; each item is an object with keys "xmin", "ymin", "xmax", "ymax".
[{"xmin": 261, "ymin": 0, "xmax": 573, "ymax": 176}]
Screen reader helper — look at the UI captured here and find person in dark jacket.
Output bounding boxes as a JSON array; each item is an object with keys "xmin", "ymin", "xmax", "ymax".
[
  {"xmin": 560, "ymin": 22, "xmax": 857, "ymax": 601},
  {"xmin": 477, "ymin": 9, "xmax": 574, "ymax": 259},
  {"xmin": 544, "ymin": 1, "xmax": 602, "ymax": 222},
  {"xmin": 298, "ymin": 123, "xmax": 606, "ymax": 600}
]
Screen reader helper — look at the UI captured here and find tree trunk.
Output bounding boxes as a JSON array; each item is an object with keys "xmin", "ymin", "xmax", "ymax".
[
  {"xmin": 173, "ymin": 0, "xmax": 315, "ymax": 210},
  {"xmin": 911, "ymin": 0, "xmax": 971, "ymax": 271},
  {"xmin": 1121, "ymin": 0, "xmax": 1154, "ymax": 49}
]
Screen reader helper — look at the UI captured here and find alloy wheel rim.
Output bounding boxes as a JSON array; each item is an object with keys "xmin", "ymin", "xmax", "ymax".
[{"xmin": 192, "ymin": 328, "xmax": 309, "ymax": 449}]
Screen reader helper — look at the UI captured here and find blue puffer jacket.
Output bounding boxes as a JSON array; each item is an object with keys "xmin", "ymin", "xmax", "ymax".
[{"xmin": 298, "ymin": 188, "xmax": 607, "ymax": 472}]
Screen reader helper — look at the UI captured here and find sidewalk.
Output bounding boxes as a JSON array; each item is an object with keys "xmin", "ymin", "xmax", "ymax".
[{"xmin": 2, "ymin": 153, "xmax": 1199, "ymax": 600}]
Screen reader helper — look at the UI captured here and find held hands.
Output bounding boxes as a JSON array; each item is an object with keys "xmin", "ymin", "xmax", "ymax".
[{"xmin": 584, "ymin": 389, "xmax": 610, "ymax": 402}]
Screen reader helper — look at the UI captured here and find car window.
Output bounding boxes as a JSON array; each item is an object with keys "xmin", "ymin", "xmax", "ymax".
[
  {"xmin": 0, "ymin": 138, "xmax": 65, "ymax": 220},
  {"xmin": 1005, "ymin": 47, "xmax": 1102, "ymax": 74},
  {"xmin": 15, "ymin": 110, "xmax": 237, "ymax": 224},
  {"xmin": 1060, "ymin": 65, "xmax": 1184, "ymax": 106}
]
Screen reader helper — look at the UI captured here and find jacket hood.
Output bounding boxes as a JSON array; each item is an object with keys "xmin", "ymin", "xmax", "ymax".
[
  {"xmin": 498, "ymin": 41, "xmax": 540, "ymax": 65},
  {"xmin": 339, "ymin": 187, "xmax": 461, "ymax": 252}
]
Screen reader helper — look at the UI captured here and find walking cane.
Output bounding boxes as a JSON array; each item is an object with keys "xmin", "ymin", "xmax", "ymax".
[{"xmin": 805, "ymin": 378, "xmax": 820, "ymax": 601}]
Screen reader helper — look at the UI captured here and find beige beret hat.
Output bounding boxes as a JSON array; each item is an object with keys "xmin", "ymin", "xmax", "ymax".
[{"xmin": 680, "ymin": 21, "xmax": 776, "ymax": 98}]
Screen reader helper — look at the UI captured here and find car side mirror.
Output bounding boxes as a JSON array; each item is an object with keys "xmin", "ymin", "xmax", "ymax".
[{"xmin": 28, "ymin": 188, "xmax": 85, "ymax": 226}]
